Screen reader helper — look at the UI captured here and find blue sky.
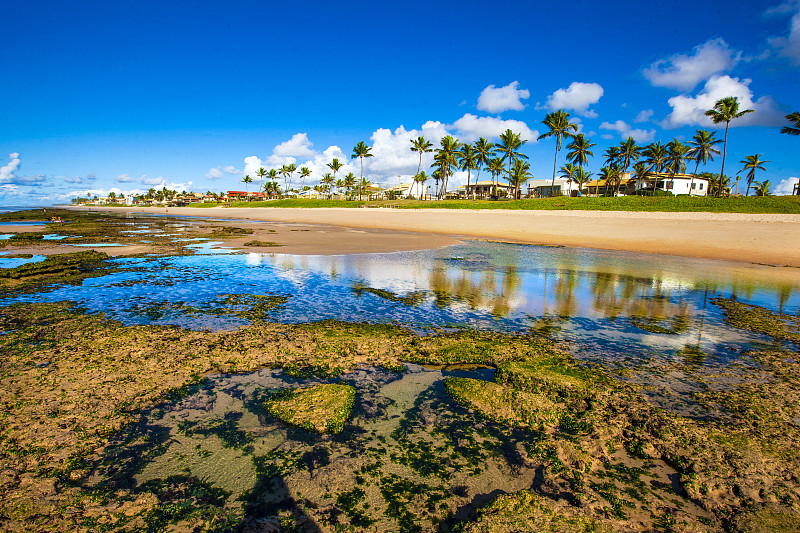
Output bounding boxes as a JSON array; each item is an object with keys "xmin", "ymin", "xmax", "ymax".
[{"xmin": 1, "ymin": 0, "xmax": 799, "ymax": 204}]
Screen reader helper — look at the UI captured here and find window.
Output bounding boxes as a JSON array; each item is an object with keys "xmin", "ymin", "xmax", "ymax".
[
  {"xmin": 699, "ymin": 183, "xmax": 704, "ymax": 190},
  {"xmin": 691, "ymin": 183, "xmax": 696, "ymax": 189},
  {"xmin": 666, "ymin": 181, "xmax": 674, "ymax": 190}
]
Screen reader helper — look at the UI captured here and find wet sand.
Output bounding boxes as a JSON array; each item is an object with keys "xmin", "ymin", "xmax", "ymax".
[{"xmin": 75, "ymin": 205, "xmax": 800, "ymax": 268}]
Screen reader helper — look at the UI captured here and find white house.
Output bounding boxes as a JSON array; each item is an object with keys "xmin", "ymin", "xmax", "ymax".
[{"xmin": 634, "ymin": 173, "xmax": 709, "ymax": 196}]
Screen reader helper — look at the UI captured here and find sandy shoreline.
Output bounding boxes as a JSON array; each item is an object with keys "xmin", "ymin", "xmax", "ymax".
[{"xmin": 74, "ymin": 205, "xmax": 800, "ymax": 268}]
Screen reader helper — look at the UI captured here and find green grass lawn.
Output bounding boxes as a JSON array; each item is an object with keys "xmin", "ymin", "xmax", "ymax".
[{"xmin": 189, "ymin": 195, "xmax": 800, "ymax": 213}]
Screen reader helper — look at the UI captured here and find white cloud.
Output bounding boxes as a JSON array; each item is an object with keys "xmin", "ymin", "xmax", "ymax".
[
  {"xmin": 205, "ymin": 168, "xmax": 224, "ymax": 180},
  {"xmin": 661, "ymin": 75, "xmax": 785, "ymax": 129},
  {"xmin": 476, "ymin": 81, "xmax": 530, "ymax": 113},
  {"xmin": 0, "ymin": 152, "xmax": 21, "ymax": 183},
  {"xmin": 634, "ymin": 109, "xmax": 654, "ymax": 122},
  {"xmin": 643, "ymin": 38, "xmax": 739, "ymax": 91},
  {"xmin": 452, "ymin": 114, "xmax": 537, "ymax": 143},
  {"xmin": 272, "ymin": 133, "xmax": 316, "ymax": 158},
  {"xmin": 768, "ymin": 1, "xmax": 800, "ymax": 64},
  {"xmin": 599, "ymin": 120, "xmax": 656, "ymax": 143},
  {"xmin": 774, "ymin": 176, "xmax": 799, "ymax": 195},
  {"xmin": 543, "ymin": 82, "xmax": 604, "ymax": 118},
  {"xmin": 140, "ymin": 175, "xmax": 166, "ymax": 186},
  {"xmin": 116, "ymin": 173, "xmax": 136, "ymax": 183}
]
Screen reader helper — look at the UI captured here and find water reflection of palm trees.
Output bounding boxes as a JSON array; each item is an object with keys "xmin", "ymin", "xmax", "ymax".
[{"xmin": 428, "ymin": 265, "xmax": 521, "ymax": 317}]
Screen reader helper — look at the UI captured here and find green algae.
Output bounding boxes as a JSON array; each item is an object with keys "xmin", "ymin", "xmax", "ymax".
[
  {"xmin": 352, "ymin": 284, "xmax": 427, "ymax": 307},
  {"xmin": 712, "ymin": 297, "xmax": 800, "ymax": 344},
  {"xmin": 263, "ymin": 384, "xmax": 355, "ymax": 433},
  {"xmin": 242, "ymin": 240, "xmax": 283, "ymax": 247}
]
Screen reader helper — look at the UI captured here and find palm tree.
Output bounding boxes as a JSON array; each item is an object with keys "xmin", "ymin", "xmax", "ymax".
[
  {"xmin": 538, "ymin": 110, "xmax": 578, "ymax": 196},
  {"xmin": 753, "ymin": 179, "xmax": 772, "ymax": 196},
  {"xmin": 642, "ymin": 142, "xmax": 668, "ymax": 194},
  {"xmin": 688, "ymin": 130, "xmax": 721, "ymax": 195},
  {"xmin": 704, "ymin": 96, "xmax": 754, "ymax": 196},
  {"xmin": 567, "ymin": 134, "xmax": 595, "ymax": 171},
  {"xmin": 431, "ymin": 169, "xmax": 442, "ymax": 200},
  {"xmin": 335, "ymin": 178, "xmax": 344, "ymax": 198},
  {"xmin": 435, "ymin": 135, "xmax": 460, "ymax": 199},
  {"xmin": 507, "ymin": 159, "xmax": 531, "ymax": 200},
  {"xmin": 487, "ymin": 157, "xmax": 505, "ymax": 199},
  {"xmin": 327, "ymin": 158, "xmax": 343, "ymax": 182},
  {"xmin": 496, "ymin": 129, "xmax": 528, "ymax": 180},
  {"xmin": 472, "ymin": 137, "xmax": 495, "ymax": 200},
  {"xmin": 414, "ymin": 171, "xmax": 429, "ymax": 199},
  {"xmin": 632, "ymin": 161, "xmax": 649, "ymax": 194},
  {"xmin": 242, "ymin": 175, "xmax": 253, "ymax": 194},
  {"xmin": 456, "ymin": 143, "xmax": 477, "ymax": 200},
  {"xmin": 300, "ymin": 166, "xmax": 311, "ymax": 189},
  {"xmin": 598, "ymin": 166, "xmax": 620, "ymax": 196},
  {"xmin": 666, "ymin": 139, "xmax": 691, "ymax": 194},
  {"xmin": 559, "ymin": 163, "xmax": 578, "ymax": 197},
  {"xmin": 352, "ymin": 141, "xmax": 373, "ymax": 198},
  {"xmin": 573, "ymin": 167, "xmax": 592, "ymax": 196},
  {"xmin": 256, "ymin": 167, "xmax": 267, "ymax": 194},
  {"xmin": 359, "ymin": 177, "xmax": 371, "ymax": 199},
  {"xmin": 738, "ymin": 154, "xmax": 770, "ymax": 196},
  {"xmin": 780, "ymin": 112, "xmax": 800, "ymax": 136},
  {"xmin": 320, "ymin": 173, "xmax": 334, "ymax": 198},
  {"xmin": 343, "ymin": 172, "xmax": 356, "ymax": 200},
  {"xmin": 279, "ymin": 165, "xmax": 290, "ymax": 192},
  {"xmin": 410, "ymin": 136, "xmax": 433, "ymax": 175},
  {"xmin": 617, "ymin": 137, "xmax": 640, "ymax": 195}
]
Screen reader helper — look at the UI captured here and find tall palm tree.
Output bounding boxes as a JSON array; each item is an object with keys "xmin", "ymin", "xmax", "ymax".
[
  {"xmin": 566, "ymin": 133, "xmax": 595, "ymax": 171},
  {"xmin": 279, "ymin": 165, "xmax": 289, "ymax": 191},
  {"xmin": 415, "ymin": 171, "xmax": 429, "ymax": 199},
  {"xmin": 472, "ymin": 137, "xmax": 495, "ymax": 200},
  {"xmin": 327, "ymin": 158, "xmax": 343, "ymax": 182},
  {"xmin": 486, "ymin": 157, "xmax": 505, "ymax": 199},
  {"xmin": 738, "ymin": 154, "xmax": 770, "ymax": 196},
  {"xmin": 256, "ymin": 167, "xmax": 267, "ymax": 194},
  {"xmin": 704, "ymin": 96, "xmax": 754, "ymax": 196},
  {"xmin": 507, "ymin": 159, "xmax": 531, "ymax": 200},
  {"xmin": 242, "ymin": 175, "xmax": 253, "ymax": 194},
  {"xmin": 538, "ymin": 110, "xmax": 578, "ymax": 196},
  {"xmin": 666, "ymin": 140, "xmax": 691, "ymax": 194},
  {"xmin": 410, "ymin": 136, "xmax": 433, "ymax": 175},
  {"xmin": 320, "ymin": 173, "xmax": 334, "ymax": 198},
  {"xmin": 688, "ymin": 130, "xmax": 721, "ymax": 195},
  {"xmin": 495, "ymin": 129, "xmax": 528, "ymax": 180},
  {"xmin": 456, "ymin": 143, "xmax": 477, "ymax": 200},
  {"xmin": 617, "ymin": 137, "xmax": 640, "ymax": 195},
  {"xmin": 435, "ymin": 135, "xmax": 460, "ymax": 199},
  {"xmin": 642, "ymin": 142, "xmax": 668, "ymax": 194},
  {"xmin": 431, "ymin": 169, "xmax": 442, "ymax": 200},
  {"xmin": 285, "ymin": 163, "xmax": 297, "ymax": 191},
  {"xmin": 573, "ymin": 167, "xmax": 592, "ymax": 196},
  {"xmin": 352, "ymin": 141, "xmax": 373, "ymax": 198},
  {"xmin": 559, "ymin": 163, "xmax": 578, "ymax": 197},
  {"xmin": 780, "ymin": 111, "xmax": 800, "ymax": 136},
  {"xmin": 598, "ymin": 166, "xmax": 620, "ymax": 196},
  {"xmin": 335, "ymin": 178, "xmax": 344, "ymax": 197},
  {"xmin": 299, "ymin": 166, "xmax": 311, "ymax": 189},
  {"xmin": 343, "ymin": 172, "xmax": 356, "ymax": 200},
  {"xmin": 632, "ymin": 161, "xmax": 648, "ymax": 193}
]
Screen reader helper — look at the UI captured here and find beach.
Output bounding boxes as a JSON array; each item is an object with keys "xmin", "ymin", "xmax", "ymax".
[{"xmin": 76, "ymin": 205, "xmax": 800, "ymax": 268}]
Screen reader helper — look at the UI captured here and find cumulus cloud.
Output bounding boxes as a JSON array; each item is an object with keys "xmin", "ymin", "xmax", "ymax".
[
  {"xmin": 767, "ymin": 1, "xmax": 800, "ymax": 64},
  {"xmin": 643, "ymin": 38, "xmax": 739, "ymax": 91},
  {"xmin": 543, "ymin": 82, "xmax": 604, "ymax": 117},
  {"xmin": 272, "ymin": 133, "xmax": 316, "ymax": 158},
  {"xmin": 599, "ymin": 120, "xmax": 656, "ymax": 143},
  {"xmin": 774, "ymin": 176, "xmax": 799, "ymax": 195},
  {"xmin": 452, "ymin": 114, "xmax": 537, "ymax": 142},
  {"xmin": 63, "ymin": 173, "xmax": 97, "ymax": 185},
  {"xmin": 140, "ymin": 175, "xmax": 166, "ymax": 186},
  {"xmin": 477, "ymin": 81, "xmax": 530, "ymax": 113},
  {"xmin": 661, "ymin": 75, "xmax": 785, "ymax": 129},
  {"xmin": 0, "ymin": 152, "xmax": 48, "ymax": 186},
  {"xmin": 634, "ymin": 109, "xmax": 654, "ymax": 122},
  {"xmin": 116, "ymin": 173, "xmax": 136, "ymax": 183}
]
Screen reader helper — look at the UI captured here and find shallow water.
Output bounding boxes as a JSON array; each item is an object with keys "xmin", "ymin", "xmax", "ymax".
[{"xmin": 2, "ymin": 240, "xmax": 797, "ymax": 366}]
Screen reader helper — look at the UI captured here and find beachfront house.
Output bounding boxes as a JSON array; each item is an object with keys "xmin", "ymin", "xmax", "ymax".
[
  {"xmin": 456, "ymin": 180, "xmax": 516, "ymax": 199},
  {"xmin": 634, "ymin": 173, "xmax": 709, "ymax": 196},
  {"xmin": 382, "ymin": 183, "xmax": 415, "ymax": 200},
  {"xmin": 525, "ymin": 178, "xmax": 572, "ymax": 198}
]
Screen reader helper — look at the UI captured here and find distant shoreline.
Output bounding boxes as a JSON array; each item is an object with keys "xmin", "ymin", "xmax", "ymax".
[{"xmin": 72, "ymin": 205, "xmax": 800, "ymax": 269}]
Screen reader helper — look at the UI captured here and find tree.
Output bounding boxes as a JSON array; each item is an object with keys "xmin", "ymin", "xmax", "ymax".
[
  {"xmin": 434, "ymin": 136, "xmax": 460, "ymax": 199},
  {"xmin": 285, "ymin": 163, "xmax": 297, "ymax": 191},
  {"xmin": 486, "ymin": 157, "xmax": 505, "ymax": 199},
  {"xmin": 415, "ymin": 171, "xmax": 429, "ymax": 199},
  {"xmin": 507, "ymin": 159, "xmax": 531, "ymax": 200},
  {"xmin": 300, "ymin": 166, "xmax": 311, "ymax": 189},
  {"xmin": 495, "ymin": 129, "xmax": 528, "ymax": 181},
  {"xmin": 320, "ymin": 173, "xmax": 334, "ymax": 197},
  {"xmin": 242, "ymin": 175, "xmax": 253, "ymax": 194},
  {"xmin": 335, "ymin": 178, "xmax": 344, "ymax": 197},
  {"xmin": 255, "ymin": 167, "xmax": 267, "ymax": 194},
  {"xmin": 688, "ymin": 130, "xmax": 721, "ymax": 196},
  {"xmin": 472, "ymin": 138, "xmax": 495, "ymax": 200},
  {"xmin": 632, "ymin": 161, "xmax": 649, "ymax": 193},
  {"xmin": 266, "ymin": 169, "xmax": 279, "ymax": 194},
  {"xmin": 738, "ymin": 154, "xmax": 770, "ymax": 196},
  {"xmin": 538, "ymin": 110, "xmax": 578, "ymax": 197},
  {"xmin": 351, "ymin": 141, "xmax": 373, "ymax": 199},
  {"xmin": 573, "ymin": 167, "xmax": 592, "ymax": 195},
  {"xmin": 327, "ymin": 158, "xmax": 343, "ymax": 183},
  {"xmin": 599, "ymin": 166, "xmax": 621, "ymax": 196},
  {"xmin": 456, "ymin": 143, "xmax": 477, "ymax": 200},
  {"xmin": 343, "ymin": 172, "xmax": 356, "ymax": 200},
  {"xmin": 410, "ymin": 136, "xmax": 433, "ymax": 175},
  {"xmin": 642, "ymin": 142, "xmax": 668, "ymax": 194},
  {"xmin": 704, "ymin": 96, "xmax": 754, "ymax": 196},
  {"xmin": 559, "ymin": 163, "xmax": 578, "ymax": 196},
  {"xmin": 666, "ymin": 139, "xmax": 691, "ymax": 194},
  {"xmin": 566, "ymin": 133, "xmax": 595, "ymax": 170},
  {"xmin": 616, "ymin": 137, "xmax": 640, "ymax": 195},
  {"xmin": 780, "ymin": 111, "xmax": 800, "ymax": 136},
  {"xmin": 753, "ymin": 179, "xmax": 771, "ymax": 196}
]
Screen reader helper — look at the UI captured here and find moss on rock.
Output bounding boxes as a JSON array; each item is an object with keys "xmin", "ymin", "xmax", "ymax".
[{"xmin": 263, "ymin": 383, "xmax": 355, "ymax": 433}]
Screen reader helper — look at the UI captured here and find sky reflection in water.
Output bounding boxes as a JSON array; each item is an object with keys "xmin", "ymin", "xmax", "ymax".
[{"xmin": 4, "ymin": 241, "xmax": 798, "ymax": 365}]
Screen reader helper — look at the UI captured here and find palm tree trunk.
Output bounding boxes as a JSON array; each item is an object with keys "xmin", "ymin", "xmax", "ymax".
[
  {"xmin": 550, "ymin": 140, "xmax": 559, "ymax": 198},
  {"xmin": 465, "ymin": 168, "xmax": 471, "ymax": 201},
  {"xmin": 719, "ymin": 122, "xmax": 729, "ymax": 197},
  {"xmin": 690, "ymin": 159, "xmax": 699, "ymax": 196}
]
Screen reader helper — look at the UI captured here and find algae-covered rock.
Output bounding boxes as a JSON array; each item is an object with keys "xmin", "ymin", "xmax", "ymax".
[
  {"xmin": 263, "ymin": 383, "xmax": 355, "ymax": 433},
  {"xmin": 712, "ymin": 296, "xmax": 800, "ymax": 344},
  {"xmin": 445, "ymin": 377, "xmax": 564, "ymax": 429}
]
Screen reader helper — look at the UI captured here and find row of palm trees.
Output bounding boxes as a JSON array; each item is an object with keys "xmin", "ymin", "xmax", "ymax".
[{"xmin": 237, "ymin": 99, "xmax": 798, "ymax": 201}]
